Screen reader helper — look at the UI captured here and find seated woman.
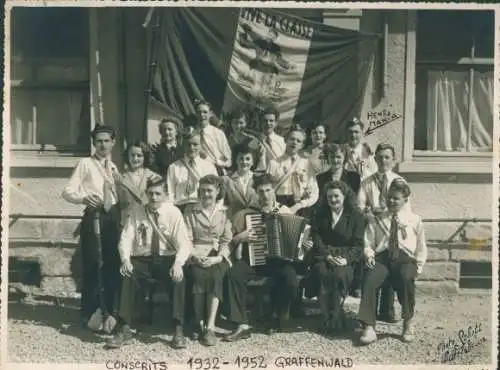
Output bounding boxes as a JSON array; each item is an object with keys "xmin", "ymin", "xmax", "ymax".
[
  {"xmin": 306, "ymin": 180, "xmax": 365, "ymax": 336},
  {"xmin": 183, "ymin": 175, "xmax": 232, "ymax": 346},
  {"xmin": 222, "ymin": 143, "xmax": 259, "ymax": 220},
  {"xmin": 116, "ymin": 140, "xmax": 162, "ymax": 226}
]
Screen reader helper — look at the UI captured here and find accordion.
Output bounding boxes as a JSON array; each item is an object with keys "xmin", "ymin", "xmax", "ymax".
[{"xmin": 244, "ymin": 213, "xmax": 311, "ymax": 266}]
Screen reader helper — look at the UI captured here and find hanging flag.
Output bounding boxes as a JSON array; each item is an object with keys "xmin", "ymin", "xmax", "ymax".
[{"xmin": 149, "ymin": 7, "xmax": 378, "ymax": 137}]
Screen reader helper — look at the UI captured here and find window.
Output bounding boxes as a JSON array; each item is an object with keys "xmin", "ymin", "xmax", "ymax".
[
  {"xmin": 10, "ymin": 8, "xmax": 90, "ymax": 155},
  {"xmin": 414, "ymin": 10, "xmax": 494, "ymax": 154}
]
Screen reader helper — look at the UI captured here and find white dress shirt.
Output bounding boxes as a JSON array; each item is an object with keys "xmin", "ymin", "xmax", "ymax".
[
  {"xmin": 344, "ymin": 143, "xmax": 377, "ymax": 180},
  {"xmin": 358, "ymin": 171, "xmax": 411, "ymax": 211},
  {"xmin": 364, "ymin": 208, "xmax": 428, "ymax": 270},
  {"xmin": 166, "ymin": 156, "xmax": 218, "ymax": 206},
  {"xmin": 200, "ymin": 124, "xmax": 232, "ymax": 168},
  {"xmin": 267, "ymin": 154, "xmax": 319, "ymax": 210},
  {"xmin": 62, "ymin": 156, "xmax": 119, "ymax": 206},
  {"xmin": 249, "ymin": 132, "xmax": 286, "ymax": 171},
  {"xmin": 118, "ymin": 201, "xmax": 193, "ymax": 266}
]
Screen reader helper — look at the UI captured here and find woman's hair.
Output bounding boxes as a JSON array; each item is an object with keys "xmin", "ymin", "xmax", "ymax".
[
  {"xmin": 199, "ymin": 174, "xmax": 225, "ymax": 201},
  {"xmin": 159, "ymin": 116, "xmax": 183, "ymax": 135},
  {"xmin": 322, "ymin": 143, "xmax": 346, "ymax": 163},
  {"xmin": 321, "ymin": 180, "xmax": 360, "ymax": 213},
  {"xmin": 123, "ymin": 140, "xmax": 152, "ymax": 168},
  {"xmin": 233, "ymin": 143, "xmax": 256, "ymax": 165},
  {"xmin": 388, "ymin": 178, "xmax": 411, "ymax": 198}
]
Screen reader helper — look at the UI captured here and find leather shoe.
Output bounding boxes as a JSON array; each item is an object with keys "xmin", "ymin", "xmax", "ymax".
[
  {"xmin": 223, "ymin": 327, "xmax": 252, "ymax": 342},
  {"xmin": 172, "ymin": 325, "xmax": 186, "ymax": 349},
  {"xmin": 106, "ymin": 327, "xmax": 133, "ymax": 349},
  {"xmin": 402, "ymin": 319, "xmax": 414, "ymax": 343},
  {"xmin": 359, "ymin": 325, "xmax": 377, "ymax": 345},
  {"xmin": 202, "ymin": 329, "xmax": 216, "ymax": 346}
]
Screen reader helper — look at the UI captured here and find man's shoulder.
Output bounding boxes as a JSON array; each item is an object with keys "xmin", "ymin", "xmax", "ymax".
[{"xmin": 159, "ymin": 202, "xmax": 183, "ymax": 217}]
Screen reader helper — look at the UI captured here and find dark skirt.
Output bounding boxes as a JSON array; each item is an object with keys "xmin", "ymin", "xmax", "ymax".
[
  {"xmin": 190, "ymin": 260, "xmax": 230, "ymax": 301},
  {"xmin": 303, "ymin": 261, "xmax": 353, "ymax": 298}
]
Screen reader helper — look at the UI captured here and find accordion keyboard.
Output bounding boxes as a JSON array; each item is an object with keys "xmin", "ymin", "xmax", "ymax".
[{"xmin": 246, "ymin": 213, "xmax": 269, "ymax": 266}]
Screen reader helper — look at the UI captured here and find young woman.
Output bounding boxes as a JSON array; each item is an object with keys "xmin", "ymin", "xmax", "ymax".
[
  {"xmin": 302, "ymin": 122, "xmax": 330, "ymax": 176},
  {"xmin": 116, "ymin": 140, "xmax": 161, "ymax": 226},
  {"xmin": 222, "ymin": 143, "xmax": 259, "ymax": 220},
  {"xmin": 305, "ymin": 180, "xmax": 365, "ymax": 336},
  {"xmin": 227, "ymin": 109, "xmax": 252, "ymax": 150},
  {"xmin": 183, "ymin": 175, "xmax": 232, "ymax": 346},
  {"xmin": 150, "ymin": 117, "xmax": 183, "ymax": 176}
]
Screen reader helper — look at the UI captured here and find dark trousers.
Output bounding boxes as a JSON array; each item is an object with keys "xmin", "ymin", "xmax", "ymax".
[
  {"xmin": 118, "ymin": 256, "xmax": 186, "ymax": 326},
  {"xmin": 313, "ymin": 262, "xmax": 353, "ymax": 323},
  {"xmin": 266, "ymin": 258, "xmax": 301, "ymax": 317},
  {"xmin": 223, "ymin": 260, "xmax": 256, "ymax": 325},
  {"xmin": 358, "ymin": 251, "xmax": 418, "ymax": 327},
  {"xmin": 80, "ymin": 206, "xmax": 121, "ymax": 319}
]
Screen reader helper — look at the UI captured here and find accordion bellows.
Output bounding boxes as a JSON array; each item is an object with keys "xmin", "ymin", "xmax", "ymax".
[{"xmin": 244, "ymin": 213, "xmax": 310, "ymax": 266}]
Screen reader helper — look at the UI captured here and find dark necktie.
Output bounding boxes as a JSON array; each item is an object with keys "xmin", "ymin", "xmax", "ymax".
[
  {"xmin": 379, "ymin": 173, "xmax": 388, "ymax": 209},
  {"xmin": 151, "ymin": 211, "xmax": 161, "ymax": 260},
  {"xmin": 388, "ymin": 213, "xmax": 400, "ymax": 260}
]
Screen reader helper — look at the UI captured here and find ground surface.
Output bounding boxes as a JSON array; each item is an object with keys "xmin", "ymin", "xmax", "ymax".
[{"xmin": 7, "ymin": 291, "xmax": 494, "ymax": 366}]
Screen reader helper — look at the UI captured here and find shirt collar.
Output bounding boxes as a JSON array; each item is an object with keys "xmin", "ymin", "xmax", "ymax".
[
  {"xmin": 161, "ymin": 140, "xmax": 177, "ymax": 149},
  {"xmin": 193, "ymin": 201, "xmax": 227, "ymax": 213},
  {"xmin": 331, "ymin": 207, "xmax": 344, "ymax": 219}
]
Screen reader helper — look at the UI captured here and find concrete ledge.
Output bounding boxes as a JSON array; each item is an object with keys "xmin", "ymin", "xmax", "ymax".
[
  {"xmin": 9, "ymin": 218, "xmax": 81, "ymax": 241},
  {"xmin": 40, "ymin": 277, "xmax": 78, "ymax": 296},
  {"xmin": 9, "ymin": 247, "xmax": 79, "ymax": 277},
  {"xmin": 450, "ymin": 249, "xmax": 492, "ymax": 262},
  {"xmin": 415, "ymin": 281, "xmax": 459, "ymax": 295},
  {"xmin": 418, "ymin": 262, "xmax": 460, "ymax": 281},
  {"xmin": 426, "ymin": 247, "xmax": 449, "ymax": 261}
]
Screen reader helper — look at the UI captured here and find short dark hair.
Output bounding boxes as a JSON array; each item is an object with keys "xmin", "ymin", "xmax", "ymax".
[
  {"xmin": 146, "ymin": 177, "xmax": 167, "ymax": 192},
  {"xmin": 230, "ymin": 108, "xmax": 249, "ymax": 123},
  {"xmin": 375, "ymin": 143, "xmax": 396, "ymax": 158},
  {"xmin": 91, "ymin": 125, "xmax": 116, "ymax": 140},
  {"xmin": 388, "ymin": 178, "xmax": 411, "ymax": 198},
  {"xmin": 199, "ymin": 174, "xmax": 225, "ymax": 201},
  {"xmin": 253, "ymin": 173, "xmax": 274, "ymax": 190},
  {"xmin": 346, "ymin": 117, "xmax": 364, "ymax": 131},
  {"xmin": 194, "ymin": 99, "xmax": 212, "ymax": 111},
  {"xmin": 260, "ymin": 106, "xmax": 280, "ymax": 122},
  {"xmin": 123, "ymin": 140, "xmax": 151, "ymax": 168}
]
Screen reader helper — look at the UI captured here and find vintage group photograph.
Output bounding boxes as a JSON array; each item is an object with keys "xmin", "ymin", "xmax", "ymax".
[{"xmin": 2, "ymin": 1, "xmax": 497, "ymax": 368}]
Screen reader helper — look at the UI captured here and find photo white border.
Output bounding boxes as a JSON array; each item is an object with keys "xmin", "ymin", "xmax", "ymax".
[{"xmin": 1, "ymin": 1, "xmax": 498, "ymax": 370}]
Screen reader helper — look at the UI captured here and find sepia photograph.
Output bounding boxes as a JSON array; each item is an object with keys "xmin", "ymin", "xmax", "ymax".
[{"xmin": 2, "ymin": 1, "xmax": 498, "ymax": 369}]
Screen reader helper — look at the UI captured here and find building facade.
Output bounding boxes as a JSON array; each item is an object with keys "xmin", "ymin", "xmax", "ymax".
[{"xmin": 8, "ymin": 7, "xmax": 493, "ymax": 288}]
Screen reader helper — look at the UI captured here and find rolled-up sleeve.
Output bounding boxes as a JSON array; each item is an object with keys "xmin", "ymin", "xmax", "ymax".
[
  {"xmin": 62, "ymin": 159, "xmax": 88, "ymax": 204},
  {"xmin": 118, "ymin": 216, "xmax": 135, "ymax": 264}
]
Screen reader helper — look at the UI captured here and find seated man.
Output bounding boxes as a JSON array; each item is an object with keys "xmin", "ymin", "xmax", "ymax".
[
  {"xmin": 358, "ymin": 179, "xmax": 427, "ymax": 345},
  {"xmin": 223, "ymin": 174, "xmax": 310, "ymax": 338},
  {"xmin": 106, "ymin": 177, "xmax": 193, "ymax": 349}
]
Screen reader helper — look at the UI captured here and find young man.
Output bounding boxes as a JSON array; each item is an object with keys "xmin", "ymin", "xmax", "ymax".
[
  {"xmin": 195, "ymin": 100, "xmax": 232, "ymax": 175},
  {"xmin": 166, "ymin": 128, "xmax": 218, "ymax": 212},
  {"xmin": 266, "ymin": 126, "xmax": 319, "ymax": 218},
  {"xmin": 248, "ymin": 106, "xmax": 286, "ymax": 172},
  {"xmin": 150, "ymin": 117, "xmax": 183, "ymax": 176},
  {"xmin": 343, "ymin": 118, "xmax": 377, "ymax": 180},
  {"xmin": 224, "ymin": 174, "xmax": 307, "ymax": 338},
  {"xmin": 62, "ymin": 125, "xmax": 121, "ymax": 328},
  {"xmin": 107, "ymin": 177, "xmax": 193, "ymax": 349},
  {"xmin": 358, "ymin": 143, "xmax": 410, "ymax": 322},
  {"xmin": 358, "ymin": 179, "xmax": 427, "ymax": 344}
]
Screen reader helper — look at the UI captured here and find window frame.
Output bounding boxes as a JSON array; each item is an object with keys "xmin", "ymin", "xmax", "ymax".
[
  {"xmin": 9, "ymin": 8, "xmax": 98, "ymax": 169},
  {"xmin": 399, "ymin": 10, "xmax": 494, "ymax": 175}
]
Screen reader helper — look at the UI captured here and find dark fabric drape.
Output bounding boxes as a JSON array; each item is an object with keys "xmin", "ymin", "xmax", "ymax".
[{"xmin": 149, "ymin": 7, "xmax": 379, "ymax": 135}]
